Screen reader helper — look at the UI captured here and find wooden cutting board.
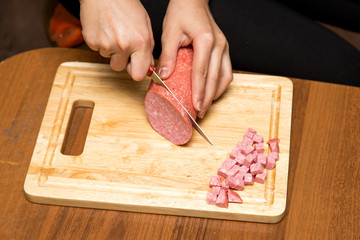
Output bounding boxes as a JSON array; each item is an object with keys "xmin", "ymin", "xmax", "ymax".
[{"xmin": 24, "ymin": 62, "xmax": 293, "ymax": 223}]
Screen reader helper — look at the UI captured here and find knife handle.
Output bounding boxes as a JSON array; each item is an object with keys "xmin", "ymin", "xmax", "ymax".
[{"xmin": 147, "ymin": 66, "xmax": 155, "ymax": 77}]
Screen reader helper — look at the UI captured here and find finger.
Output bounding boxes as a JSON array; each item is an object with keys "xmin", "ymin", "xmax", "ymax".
[
  {"xmin": 197, "ymin": 47, "xmax": 223, "ymax": 118},
  {"xmin": 214, "ymin": 44, "xmax": 233, "ymax": 100},
  {"xmin": 192, "ymin": 35, "xmax": 214, "ymax": 111},
  {"xmin": 146, "ymin": 18, "xmax": 155, "ymax": 67},
  {"xmin": 110, "ymin": 52, "xmax": 129, "ymax": 72},
  {"xmin": 127, "ymin": 49, "xmax": 153, "ymax": 81},
  {"xmin": 96, "ymin": 30, "xmax": 118, "ymax": 57},
  {"xmin": 99, "ymin": 49, "xmax": 113, "ymax": 58},
  {"xmin": 146, "ymin": 15, "xmax": 155, "ymax": 54},
  {"xmin": 157, "ymin": 31, "xmax": 182, "ymax": 79},
  {"xmin": 127, "ymin": 22, "xmax": 154, "ymax": 81},
  {"xmin": 87, "ymin": 43, "xmax": 99, "ymax": 52},
  {"xmin": 81, "ymin": 25, "xmax": 99, "ymax": 52}
]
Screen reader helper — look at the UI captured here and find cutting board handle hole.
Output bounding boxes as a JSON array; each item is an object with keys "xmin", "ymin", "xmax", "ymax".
[{"xmin": 61, "ymin": 100, "xmax": 95, "ymax": 156}]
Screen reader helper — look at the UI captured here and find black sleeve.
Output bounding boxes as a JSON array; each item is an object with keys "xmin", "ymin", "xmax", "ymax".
[
  {"xmin": 60, "ymin": 0, "xmax": 360, "ymax": 86},
  {"xmin": 276, "ymin": 0, "xmax": 360, "ymax": 33},
  {"xmin": 58, "ymin": 0, "xmax": 80, "ymax": 19},
  {"xmin": 208, "ymin": 0, "xmax": 360, "ymax": 86}
]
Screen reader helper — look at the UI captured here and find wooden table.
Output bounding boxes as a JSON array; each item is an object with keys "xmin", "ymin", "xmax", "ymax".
[{"xmin": 1, "ymin": 48, "xmax": 359, "ymax": 239}]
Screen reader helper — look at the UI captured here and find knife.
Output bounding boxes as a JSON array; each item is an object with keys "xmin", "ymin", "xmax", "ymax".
[{"xmin": 147, "ymin": 66, "xmax": 213, "ymax": 145}]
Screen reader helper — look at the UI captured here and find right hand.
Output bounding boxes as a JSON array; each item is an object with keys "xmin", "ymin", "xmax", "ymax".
[{"xmin": 80, "ymin": 0, "xmax": 154, "ymax": 81}]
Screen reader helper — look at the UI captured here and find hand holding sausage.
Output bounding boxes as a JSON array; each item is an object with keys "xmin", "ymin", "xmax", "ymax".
[
  {"xmin": 80, "ymin": 0, "xmax": 155, "ymax": 81},
  {"xmin": 157, "ymin": 0, "xmax": 233, "ymax": 118}
]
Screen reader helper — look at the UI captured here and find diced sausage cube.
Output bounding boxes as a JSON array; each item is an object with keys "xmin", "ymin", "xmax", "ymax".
[
  {"xmin": 229, "ymin": 146, "xmax": 241, "ymax": 159},
  {"xmin": 243, "ymin": 159, "xmax": 250, "ymax": 168},
  {"xmin": 206, "ymin": 190, "xmax": 217, "ymax": 205},
  {"xmin": 244, "ymin": 155, "xmax": 252, "ymax": 166},
  {"xmin": 245, "ymin": 151, "xmax": 257, "ymax": 166},
  {"xmin": 268, "ymin": 138, "xmax": 280, "ymax": 152},
  {"xmin": 254, "ymin": 142, "xmax": 265, "ymax": 153},
  {"xmin": 247, "ymin": 128, "xmax": 257, "ymax": 134},
  {"xmin": 255, "ymin": 171, "xmax": 268, "ymax": 184},
  {"xmin": 217, "ymin": 168, "xmax": 227, "ymax": 179},
  {"xmin": 235, "ymin": 166, "xmax": 248, "ymax": 180},
  {"xmin": 265, "ymin": 155, "xmax": 276, "ymax": 169},
  {"xmin": 269, "ymin": 141, "xmax": 279, "ymax": 152},
  {"xmin": 217, "ymin": 158, "xmax": 237, "ymax": 178},
  {"xmin": 225, "ymin": 174, "xmax": 245, "ymax": 191},
  {"xmin": 268, "ymin": 151, "xmax": 279, "ymax": 161},
  {"xmin": 267, "ymin": 138, "xmax": 280, "ymax": 144},
  {"xmin": 236, "ymin": 141, "xmax": 245, "ymax": 150},
  {"xmin": 216, "ymin": 189, "xmax": 229, "ymax": 208},
  {"xmin": 243, "ymin": 136, "xmax": 254, "ymax": 145},
  {"xmin": 225, "ymin": 176, "xmax": 235, "ymax": 189},
  {"xmin": 244, "ymin": 173, "xmax": 254, "ymax": 185},
  {"xmin": 236, "ymin": 141, "xmax": 246, "ymax": 148},
  {"xmin": 221, "ymin": 181, "xmax": 230, "ymax": 190},
  {"xmin": 218, "ymin": 175, "xmax": 226, "ymax": 182},
  {"xmin": 240, "ymin": 144, "xmax": 254, "ymax": 156},
  {"xmin": 209, "ymin": 176, "xmax": 222, "ymax": 187},
  {"xmin": 234, "ymin": 171, "xmax": 246, "ymax": 180},
  {"xmin": 239, "ymin": 165, "xmax": 249, "ymax": 175},
  {"xmin": 257, "ymin": 153, "xmax": 267, "ymax": 166},
  {"xmin": 236, "ymin": 141, "xmax": 246, "ymax": 153},
  {"xmin": 235, "ymin": 153, "xmax": 246, "ymax": 165},
  {"xmin": 249, "ymin": 152, "xmax": 257, "ymax": 163},
  {"xmin": 228, "ymin": 190, "xmax": 243, "ymax": 203},
  {"xmin": 212, "ymin": 186, "xmax": 221, "ymax": 195},
  {"xmin": 228, "ymin": 164, "xmax": 241, "ymax": 177},
  {"xmin": 244, "ymin": 130, "xmax": 254, "ymax": 139},
  {"xmin": 253, "ymin": 134, "xmax": 264, "ymax": 143},
  {"xmin": 250, "ymin": 162, "xmax": 264, "ymax": 175}
]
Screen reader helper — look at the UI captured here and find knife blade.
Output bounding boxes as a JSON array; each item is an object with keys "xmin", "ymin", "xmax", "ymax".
[{"xmin": 147, "ymin": 66, "xmax": 213, "ymax": 145}]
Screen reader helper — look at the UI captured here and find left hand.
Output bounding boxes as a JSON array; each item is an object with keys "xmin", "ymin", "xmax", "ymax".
[{"xmin": 157, "ymin": 0, "xmax": 233, "ymax": 118}]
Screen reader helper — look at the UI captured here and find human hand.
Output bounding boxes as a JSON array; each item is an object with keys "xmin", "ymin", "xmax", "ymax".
[
  {"xmin": 80, "ymin": 0, "xmax": 154, "ymax": 81},
  {"xmin": 157, "ymin": 0, "xmax": 233, "ymax": 118}
]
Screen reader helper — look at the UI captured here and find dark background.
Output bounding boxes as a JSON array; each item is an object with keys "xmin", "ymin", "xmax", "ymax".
[
  {"xmin": 1, "ymin": 0, "xmax": 359, "ymax": 62},
  {"xmin": 0, "ymin": 0, "xmax": 51, "ymax": 61}
]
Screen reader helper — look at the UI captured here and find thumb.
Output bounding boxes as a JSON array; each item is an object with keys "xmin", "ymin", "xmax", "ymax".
[{"xmin": 157, "ymin": 38, "xmax": 179, "ymax": 80}]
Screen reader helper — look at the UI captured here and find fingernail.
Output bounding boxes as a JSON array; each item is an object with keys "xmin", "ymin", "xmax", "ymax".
[
  {"xmin": 196, "ymin": 101, "xmax": 202, "ymax": 111},
  {"xmin": 159, "ymin": 67, "xmax": 168, "ymax": 79},
  {"xmin": 198, "ymin": 110, "xmax": 206, "ymax": 119}
]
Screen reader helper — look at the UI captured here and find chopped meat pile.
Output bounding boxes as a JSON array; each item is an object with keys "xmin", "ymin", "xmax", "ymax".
[{"xmin": 206, "ymin": 128, "xmax": 280, "ymax": 208}]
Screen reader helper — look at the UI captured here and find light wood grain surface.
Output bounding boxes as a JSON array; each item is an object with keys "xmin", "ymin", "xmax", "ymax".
[
  {"xmin": 24, "ymin": 62, "xmax": 292, "ymax": 223},
  {"xmin": 1, "ymin": 48, "xmax": 359, "ymax": 239}
]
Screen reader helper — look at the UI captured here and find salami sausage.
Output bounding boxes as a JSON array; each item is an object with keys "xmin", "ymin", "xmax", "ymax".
[{"xmin": 144, "ymin": 47, "xmax": 196, "ymax": 145}]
